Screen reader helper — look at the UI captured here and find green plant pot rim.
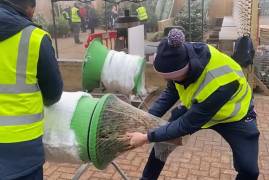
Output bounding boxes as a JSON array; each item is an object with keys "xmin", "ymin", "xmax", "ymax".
[
  {"xmin": 82, "ymin": 38, "xmax": 109, "ymax": 91},
  {"xmin": 134, "ymin": 58, "xmax": 146, "ymax": 94},
  {"xmin": 70, "ymin": 95, "xmax": 99, "ymax": 162},
  {"xmin": 88, "ymin": 93, "xmax": 112, "ymax": 169}
]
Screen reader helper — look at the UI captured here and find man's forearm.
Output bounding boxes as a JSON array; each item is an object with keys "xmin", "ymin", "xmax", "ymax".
[{"xmin": 148, "ymin": 81, "xmax": 179, "ymax": 117}]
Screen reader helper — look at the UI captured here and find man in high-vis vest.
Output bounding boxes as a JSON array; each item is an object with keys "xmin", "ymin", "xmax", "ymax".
[
  {"xmin": 71, "ymin": 2, "xmax": 82, "ymax": 44},
  {"xmin": 136, "ymin": 6, "xmax": 148, "ymax": 21},
  {"xmin": 126, "ymin": 29, "xmax": 260, "ymax": 180},
  {"xmin": 62, "ymin": 7, "xmax": 71, "ymax": 30},
  {"xmin": 0, "ymin": 0, "xmax": 63, "ymax": 179}
]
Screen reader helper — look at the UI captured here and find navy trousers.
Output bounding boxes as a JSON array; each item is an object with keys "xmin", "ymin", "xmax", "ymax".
[
  {"xmin": 14, "ymin": 167, "xmax": 43, "ymax": 180},
  {"xmin": 141, "ymin": 118, "xmax": 260, "ymax": 180}
]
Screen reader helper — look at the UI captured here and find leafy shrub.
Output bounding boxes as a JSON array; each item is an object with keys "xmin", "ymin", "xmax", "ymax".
[
  {"xmin": 174, "ymin": 1, "xmax": 208, "ymax": 42},
  {"xmin": 33, "ymin": 14, "xmax": 48, "ymax": 30},
  {"xmin": 47, "ymin": 16, "xmax": 71, "ymax": 38}
]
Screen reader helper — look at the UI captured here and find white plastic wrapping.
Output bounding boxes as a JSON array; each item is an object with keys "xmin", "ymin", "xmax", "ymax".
[
  {"xmin": 154, "ymin": 142, "xmax": 177, "ymax": 162},
  {"xmin": 43, "ymin": 91, "xmax": 91, "ymax": 164},
  {"xmin": 101, "ymin": 50, "xmax": 145, "ymax": 95},
  {"xmin": 154, "ymin": 135, "xmax": 190, "ymax": 162}
]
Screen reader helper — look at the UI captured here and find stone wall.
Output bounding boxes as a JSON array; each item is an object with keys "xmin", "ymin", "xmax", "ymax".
[{"xmin": 58, "ymin": 60, "xmax": 83, "ymax": 91}]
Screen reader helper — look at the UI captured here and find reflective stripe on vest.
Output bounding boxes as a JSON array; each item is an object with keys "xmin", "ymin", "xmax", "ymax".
[
  {"xmin": 175, "ymin": 45, "xmax": 252, "ymax": 128},
  {"xmin": 0, "ymin": 25, "xmax": 46, "ymax": 143},
  {"xmin": 137, "ymin": 7, "xmax": 148, "ymax": 21},
  {"xmin": 71, "ymin": 7, "xmax": 81, "ymax": 23},
  {"xmin": 0, "ymin": 26, "xmax": 39, "ymax": 94},
  {"xmin": 210, "ymin": 85, "xmax": 249, "ymax": 123},
  {"xmin": 193, "ymin": 65, "xmax": 244, "ymax": 98},
  {"xmin": 0, "ymin": 113, "xmax": 43, "ymax": 126},
  {"xmin": 193, "ymin": 65, "xmax": 249, "ymax": 123},
  {"xmin": 0, "ymin": 26, "xmax": 42, "ymax": 127}
]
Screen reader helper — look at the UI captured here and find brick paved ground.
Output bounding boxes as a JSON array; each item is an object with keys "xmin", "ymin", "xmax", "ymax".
[{"xmin": 43, "ymin": 94, "xmax": 269, "ymax": 180}]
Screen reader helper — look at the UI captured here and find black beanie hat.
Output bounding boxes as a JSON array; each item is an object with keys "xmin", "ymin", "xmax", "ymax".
[{"xmin": 154, "ymin": 29, "xmax": 189, "ymax": 73}]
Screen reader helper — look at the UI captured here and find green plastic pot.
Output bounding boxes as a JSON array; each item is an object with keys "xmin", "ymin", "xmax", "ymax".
[
  {"xmin": 82, "ymin": 38, "xmax": 109, "ymax": 92},
  {"xmin": 133, "ymin": 58, "xmax": 146, "ymax": 94},
  {"xmin": 82, "ymin": 38, "xmax": 146, "ymax": 94},
  {"xmin": 88, "ymin": 94, "xmax": 112, "ymax": 169},
  {"xmin": 70, "ymin": 95, "xmax": 99, "ymax": 162}
]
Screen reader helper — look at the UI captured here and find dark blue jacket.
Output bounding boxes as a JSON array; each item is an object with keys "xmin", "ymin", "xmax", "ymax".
[
  {"xmin": 0, "ymin": 3, "xmax": 63, "ymax": 179},
  {"xmin": 147, "ymin": 43, "xmax": 256, "ymax": 142}
]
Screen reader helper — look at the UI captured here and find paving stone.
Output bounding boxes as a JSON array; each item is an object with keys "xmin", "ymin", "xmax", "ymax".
[{"xmin": 44, "ymin": 95, "xmax": 269, "ymax": 180}]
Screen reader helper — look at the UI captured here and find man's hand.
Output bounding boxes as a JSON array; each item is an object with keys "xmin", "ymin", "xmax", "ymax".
[{"xmin": 126, "ymin": 132, "xmax": 149, "ymax": 148}]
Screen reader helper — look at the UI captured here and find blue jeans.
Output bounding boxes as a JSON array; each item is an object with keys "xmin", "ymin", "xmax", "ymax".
[{"xmin": 141, "ymin": 118, "xmax": 260, "ymax": 180}]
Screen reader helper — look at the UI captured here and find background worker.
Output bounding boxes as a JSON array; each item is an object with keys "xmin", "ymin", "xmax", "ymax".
[
  {"xmin": 0, "ymin": 0, "xmax": 63, "ymax": 179},
  {"xmin": 109, "ymin": 4, "xmax": 118, "ymax": 29},
  {"xmin": 71, "ymin": 2, "xmax": 82, "ymax": 44},
  {"xmin": 136, "ymin": 4, "xmax": 148, "ymax": 22},
  {"xmin": 79, "ymin": 4, "xmax": 87, "ymax": 33},
  {"xmin": 62, "ymin": 7, "xmax": 72, "ymax": 32},
  {"xmin": 86, "ymin": 3, "xmax": 97, "ymax": 34},
  {"xmin": 127, "ymin": 29, "xmax": 260, "ymax": 180},
  {"xmin": 136, "ymin": 3, "xmax": 148, "ymax": 37}
]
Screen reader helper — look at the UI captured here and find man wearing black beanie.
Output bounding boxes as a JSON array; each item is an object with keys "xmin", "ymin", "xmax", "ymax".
[
  {"xmin": 0, "ymin": 0, "xmax": 63, "ymax": 179},
  {"xmin": 127, "ymin": 29, "xmax": 259, "ymax": 180}
]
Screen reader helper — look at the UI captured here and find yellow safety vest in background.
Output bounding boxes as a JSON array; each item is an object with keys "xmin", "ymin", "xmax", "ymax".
[
  {"xmin": 71, "ymin": 7, "xmax": 81, "ymax": 23},
  {"xmin": 63, "ymin": 10, "xmax": 70, "ymax": 20},
  {"xmin": 0, "ymin": 26, "xmax": 46, "ymax": 143},
  {"xmin": 136, "ymin": 6, "xmax": 148, "ymax": 21},
  {"xmin": 175, "ymin": 45, "xmax": 252, "ymax": 128}
]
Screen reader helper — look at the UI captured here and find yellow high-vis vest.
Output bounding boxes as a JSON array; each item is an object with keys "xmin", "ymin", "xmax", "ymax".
[
  {"xmin": 0, "ymin": 26, "xmax": 47, "ymax": 143},
  {"xmin": 71, "ymin": 7, "xmax": 81, "ymax": 23},
  {"xmin": 63, "ymin": 10, "xmax": 70, "ymax": 19},
  {"xmin": 136, "ymin": 6, "xmax": 148, "ymax": 21},
  {"xmin": 175, "ymin": 45, "xmax": 252, "ymax": 128}
]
